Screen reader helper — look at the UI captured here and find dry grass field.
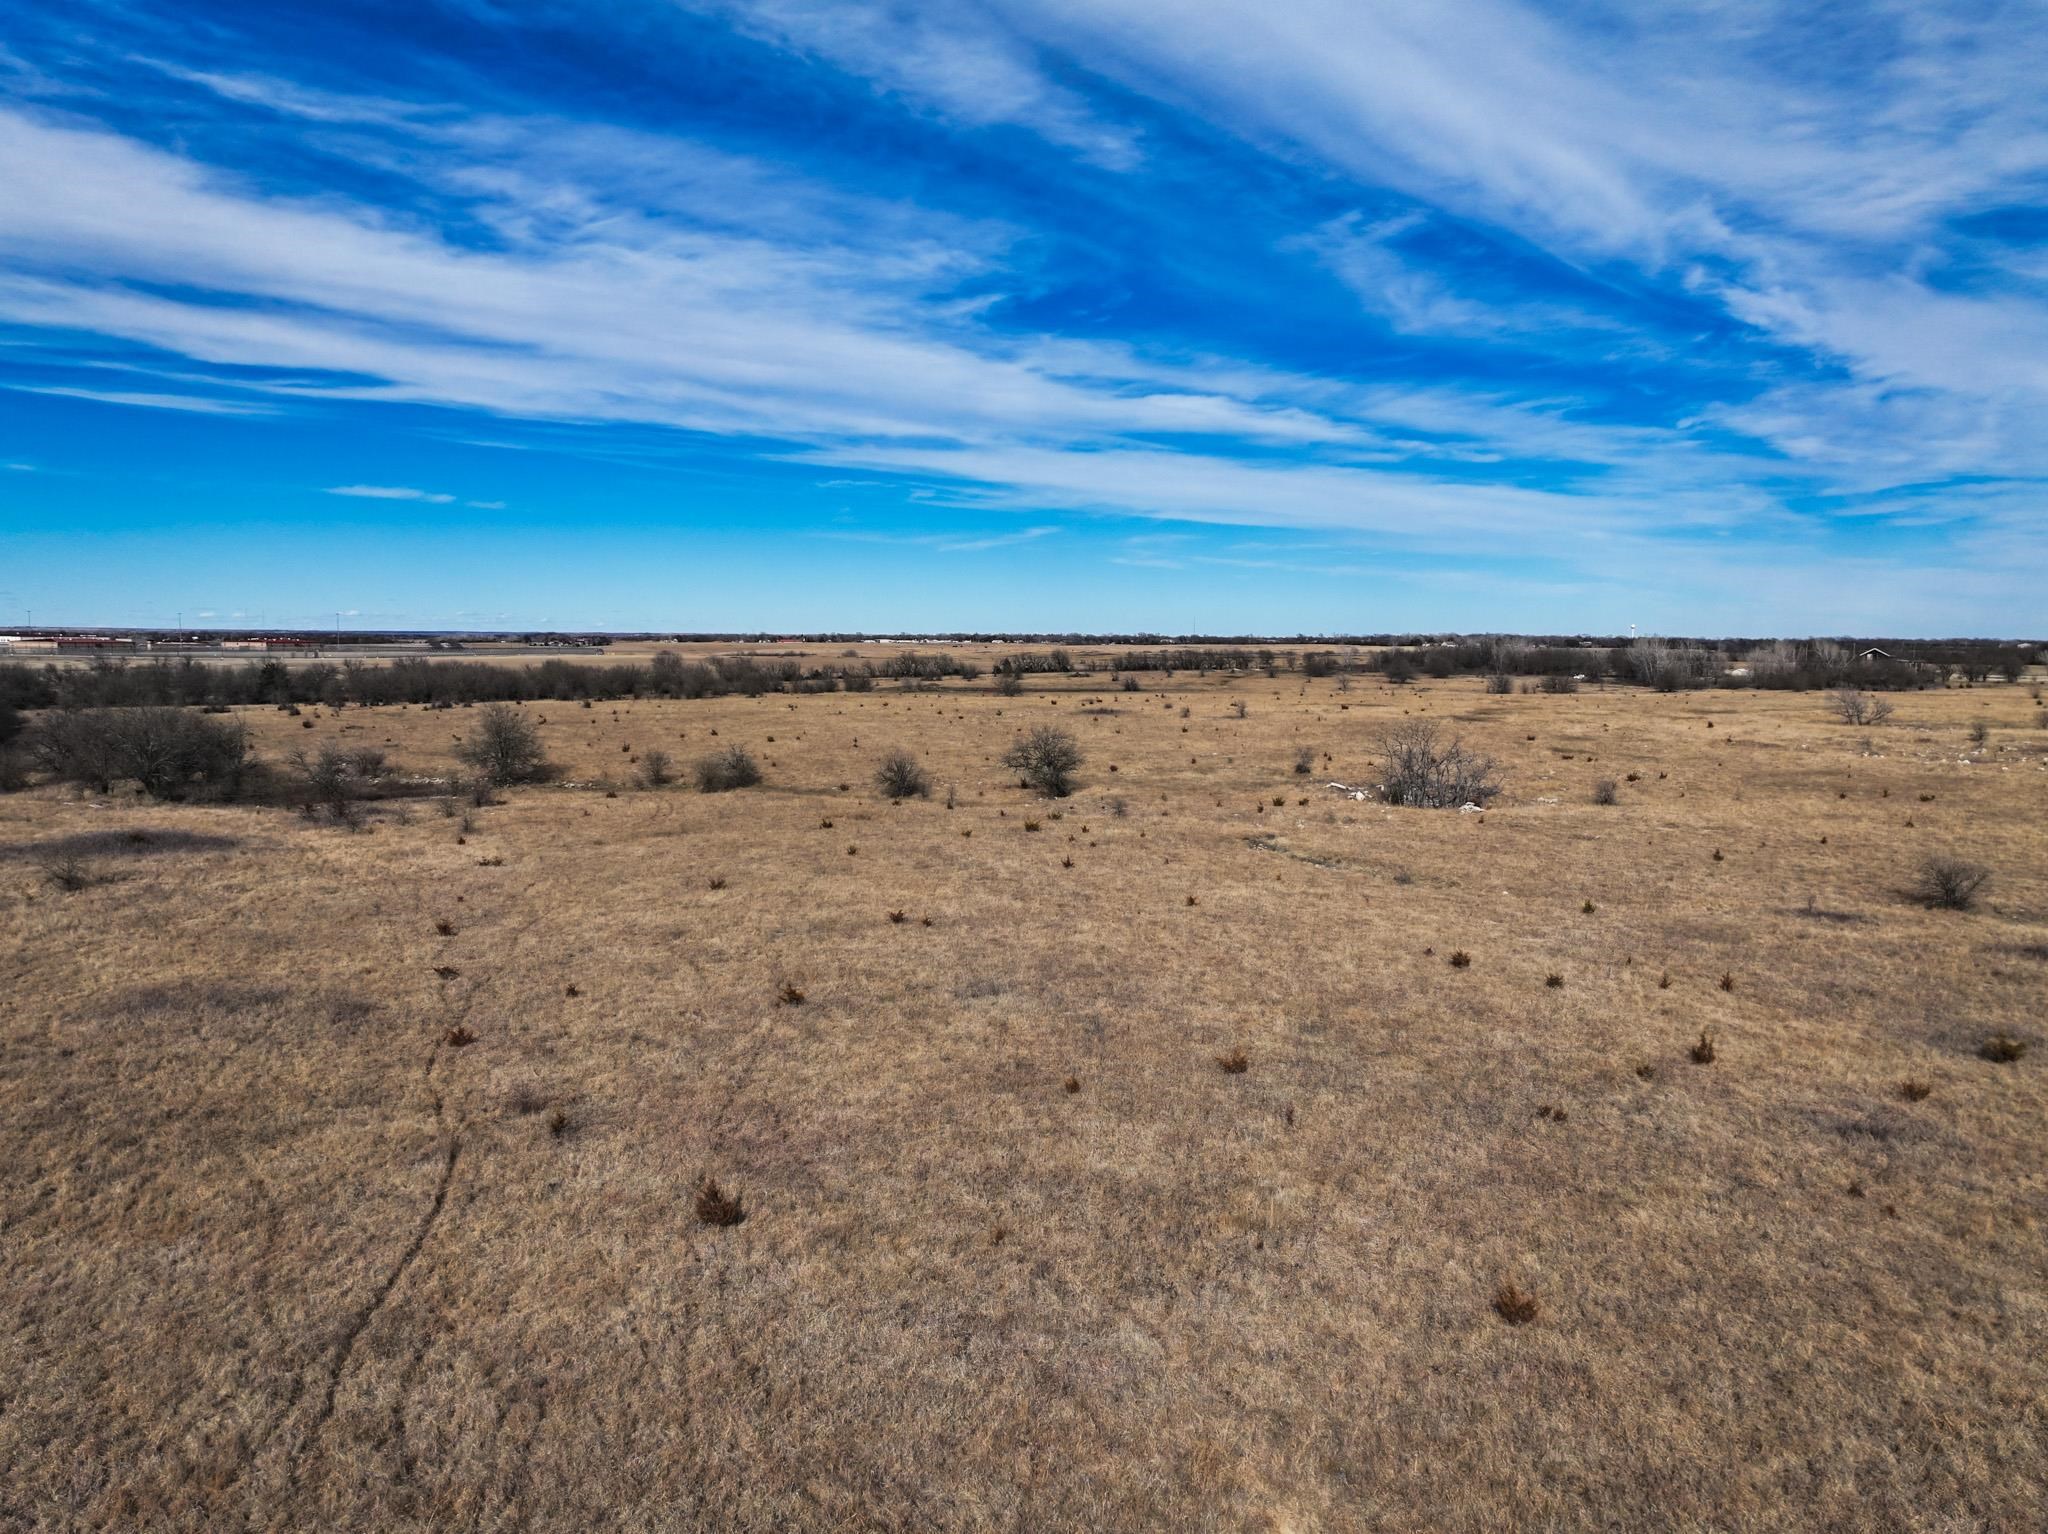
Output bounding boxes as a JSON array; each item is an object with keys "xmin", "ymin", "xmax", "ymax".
[{"xmin": 4, "ymin": 662, "xmax": 2046, "ymax": 1531}]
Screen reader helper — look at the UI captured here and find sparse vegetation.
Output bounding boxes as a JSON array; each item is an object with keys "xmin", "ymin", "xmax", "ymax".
[
  {"xmin": 1374, "ymin": 719, "xmax": 1502, "ymax": 808},
  {"xmin": 1002, "ymin": 725, "xmax": 1083, "ymax": 797},
  {"xmin": 694, "ymin": 744, "xmax": 763, "ymax": 792},
  {"xmin": 694, "ymin": 1177, "xmax": 746, "ymax": 1226},
  {"xmin": 875, "ymin": 749, "xmax": 932, "ymax": 799},
  {"xmin": 1828, "ymin": 688, "xmax": 1895, "ymax": 726},
  {"xmin": 2, "ymin": 649, "xmax": 2038, "ymax": 1532},
  {"xmin": 456, "ymin": 703, "xmax": 555, "ymax": 786},
  {"xmin": 1911, "ymin": 855, "xmax": 1990, "ymax": 910}
]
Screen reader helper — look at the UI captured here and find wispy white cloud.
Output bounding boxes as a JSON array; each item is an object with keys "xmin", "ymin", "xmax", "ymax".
[
  {"xmin": 685, "ymin": 0, "xmax": 1140, "ymax": 169},
  {"xmin": 325, "ymin": 484, "xmax": 458, "ymax": 502},
  {"xmin": 11, "ymin": 383, "xmax": 277, "ymax": 414}
]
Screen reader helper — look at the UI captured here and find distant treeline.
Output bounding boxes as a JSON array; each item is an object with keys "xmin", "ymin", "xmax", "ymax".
[
  {"xmin": 0, "ymin": 637, "xmax": 2027, "ymax": 717},
  {"xmin": 0, "ymin": 651, "xmax": 980, "ymax": 711}
]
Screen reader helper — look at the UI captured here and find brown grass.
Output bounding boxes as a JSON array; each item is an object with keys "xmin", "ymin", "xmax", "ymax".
[{"xmin": 2, "ymin": 664, "xmax": 2044, "ymax": 1530}]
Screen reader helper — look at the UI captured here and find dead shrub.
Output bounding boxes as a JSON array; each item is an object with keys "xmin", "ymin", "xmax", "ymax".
[
  {"xmin": 875, "ymin": 750, "xmax": 931, "ymax": 800},
  {"xmin": 635, "ymin": 749, "xmax": 675, "ymax": 789},
  {"xmin": 778, "ymin": 982, "xmax": 805, "ymax": 1006},
  {"xmin": 507, "ymin": 1082, "xmax": 548, "ymax": 1115},
  {"xmin": 1003, "ymin": 725, "xmax": 1083, "ymax": 797},
  {"xmin": 444, "ymin": 1024, "xmax": 476, "ymax": 1047},
  {"xmin": 40, "ymin": 854, "xmax": 95, "ymax": 892},
  {"xmin": 1592, "ymin": 778, "xmax": 1618, "ymax": 805},
  {"xmin": 694, "ymin": 1178, "xmax": 745, "ymax": 1227},
  {"xmin": 1897, "ymin": 1080, "xmax": 1932, "ymax": 1102},
  {"xmin": 1911, "ymin": 855, "xmax": 1989, "ymax": 910},
  {"xmin": 1216, "ymin": 1047, "xmax": 1249, "ymax": 1074},
  {"xmin": 456, "ymin": 704, "xmax": 556, "ymax": 786},
  {"xmin": 1691, "ymin": 1030, "xmax": 1717, "ymax": 1064},
  {"xmin": 1492, "ymin": 1283, "xmax": 1539, "ymax": 1326},
  {"xmin": 1063, "ymin": 1075, "xmax": 1081, "ymax": 1094},
  {"xmin": 1980, "ymin": 1033, "xmax": 2027, "ymax": 1063},
  {"xmin": 695, "ymin": 745, "xmax": 762, "ymax": 793},
  {"xmin": 1375, "ymin": 720, "xmax": 1502, "ymax": 808},
  {"xmin": 1448, "ymin": 950, "xmax": 1471, "ymax": 968}
]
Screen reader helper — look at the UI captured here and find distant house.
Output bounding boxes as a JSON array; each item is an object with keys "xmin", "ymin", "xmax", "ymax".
[{"xmin": 1858, "ymin": 647, "xmax": 1892, "ymax": 662}]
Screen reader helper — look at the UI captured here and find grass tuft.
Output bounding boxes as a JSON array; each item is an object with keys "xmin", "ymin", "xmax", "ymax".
[
  {"xmin": 1492, "ymin": 1283, "xmax": 1539, "ymax": 1326},
  {"xmin": 694, "ymin": 1178, "xmax": 745, "ymax": 1227}
]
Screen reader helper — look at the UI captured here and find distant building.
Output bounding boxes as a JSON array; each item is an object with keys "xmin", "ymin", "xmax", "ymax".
[{"xmin": 1858, "ymin": 647, "xmax": 1893, "ymax": 662}]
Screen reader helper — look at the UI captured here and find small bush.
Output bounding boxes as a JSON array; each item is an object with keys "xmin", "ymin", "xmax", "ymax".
[
  {"xmin": 1592, "ymin": 778, "xmax": 1618, "ymax": 806},
  {"xmin": 777, "ymin": 981, "xmax": 805, "ymax": 1006},
  {"xmin": 993, "ymin": 672, "xmax": 1025, "ymax": 697},
  {"xmin": 1911, "ymin": 855, "xmax": 1989, "ymax": 910},
  {"xmin": 291, "ymin": 741, "xmax": 391, "ymax": 826},
  {"xmin": 1980, "ymin": 1033, "xmax": 2028, "ymax": 1063},
  {"xmin": 1492, "ymin": 1283, "xmax": 1539, "ymax": 1326},
  {"xmin": 1375, "ymin": 720, "xmax": 1501, "ymax": 809},
  {"xmin": 1448, "ymin": 950, "xmax": 1471, "ymax": 968},
  {"xmin": 1827, "ymin": 689, "xmax": 1894, "ymax": 726},
  {"xmin": 636, "ymin": 749, "xmax": 675, "ymax": 788},
  {"xmin": 694, "ymin": 745, "xmax": 762, "ymax": 793},
  {"xmin": 1484, "ymin": 673, "xmax": 1513, "ymax": 694},
  {"xmin": 1544, "ymin": 973, "xmax": 1564, "ymax": 989},
  {"xmin": 1539, "ymin": 674, "xmax": 1578, "ymax": 694},
  {"xmin": 1691, "ymin": 1030, "xmax": 1717, "ymax": 1064},
  {"xmin": 444, "ymin": 1024, "xmax": 476, "ymax": 1047},
  {"xmin": 1216, "ymin": 1047, "xmax": 1249, "ymax": 1074},
  {"xmin": 41, "ymin": 853, "xmax": 95, "ymax": 892},
  {"xmin": 1003, "ymin": 726, "xmax": 1083, "ymax": 798},
  {"xmin": 694, "ymin": 1178, "xmax": 746, "ymax": 1227},
  {"xmin": 1897, "ymin": 1080, "xmax": 1932, "ymax": 1102},
  {"xmin": 456, "ymin": 704, "xmax": 555, "ymax": 786},
  {"xmin": 1293, "ymin": 746, "xmax": 1315, "ymax": 775},
  {"xmin": 1063, "ymin": 1075, "xmax": 1081, "ymax": 1093},
  {"xmin": 875, "ymin": 750, "xmax": 931, "ymax": 799}
]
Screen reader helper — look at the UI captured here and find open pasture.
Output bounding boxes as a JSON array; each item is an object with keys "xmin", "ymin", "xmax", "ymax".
[{"xmin": 4, "ymin": 670, "xmax": 2045, "ymax": 1531}]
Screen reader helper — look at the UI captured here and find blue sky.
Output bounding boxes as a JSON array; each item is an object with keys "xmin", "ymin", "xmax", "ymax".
[{"xmin": 2, "ymin": 1, "xmax": 2045, "ymax": 635}]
